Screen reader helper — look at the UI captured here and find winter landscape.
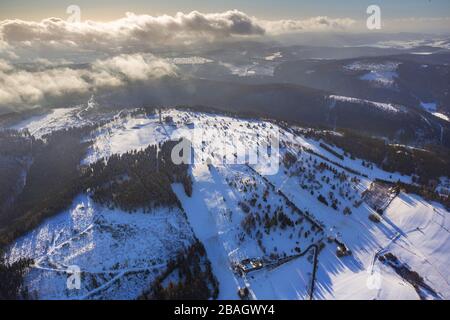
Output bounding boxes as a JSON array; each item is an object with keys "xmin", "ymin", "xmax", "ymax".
[{"xmin": 0, "ymin": 0, "xmax": 449, "ymax": 301}]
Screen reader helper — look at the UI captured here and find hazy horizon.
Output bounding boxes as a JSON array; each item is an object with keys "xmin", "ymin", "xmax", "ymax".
[{"xmin": 0, "ymin": 0, "xmax": 449, "ymax": 33}]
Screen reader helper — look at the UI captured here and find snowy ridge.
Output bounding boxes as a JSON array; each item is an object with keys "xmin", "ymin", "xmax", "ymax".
[
  {"xmin": 11, "ymin": 108, "xmax": 82, "ymax": 138},
  {"xmin": 329, "ymin": 95, "xmax": 400, "ymax": 113},
  {"xmin": 5, "ymin": 108, "xmax": 449, "ymax": 299},
  {"xmin": 419, "ymin": 101, "xmax": 449, "ymax": 122}
]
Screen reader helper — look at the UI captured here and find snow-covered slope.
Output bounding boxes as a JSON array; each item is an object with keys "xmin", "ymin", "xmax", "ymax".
[
  {"xmin": 7, "ymin": 195, "xmax": 194, "ymax": 299},
  {"xmin": 5, "ymin": 107, "xmax": 449, "ymax": 300},
  {"xmin": 11, "ymin": 108, "xmax": 82, "ymax": 138},
  {"xmin": 329, "ymin": 95, "xmax": 401, "ymax": 113}
]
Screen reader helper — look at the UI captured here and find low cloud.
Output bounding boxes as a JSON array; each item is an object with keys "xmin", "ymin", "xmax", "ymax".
[
  {"xmin": 262, "ymin": 16, "xmax": 356, "ymax": 34},
  {"xmin": 0, "ymin": 54, "xmax": 177, "ymax": 109}
]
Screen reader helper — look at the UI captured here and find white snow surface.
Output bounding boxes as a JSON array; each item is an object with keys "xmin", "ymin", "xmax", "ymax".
[
  {"xmin": 5, "ymin": 108, "xmax": 450, "ymax": 300},
  {"xmin": 7, "ymin": 195, "xmax": 194, "ymax": 299},
  {"xmin": 432, "ymin": 113, "xmax": 449, "ymax": 122},
  {"xmin": 82, "ymin": 112, "xmax": 169, "ymax": 164},
  {"xmin": 329, "ymin": 95, "xmax": 400, "ymax": 113},
  {"xmin": 344, "ymin": 61, "xmax": 400, "ymax": 88},
  {"xmin": 419, "ymin": 101, "xmax": 449, "ymax": 122},
  {"xmin": 265, "ymin": 52, "xmax": 282, "ymax": 61},
  {"xmin": 10, "ymin": 108, "xmax": 82, "ymax": 138},
  {"xmin": 219, "ymin": 61, "xmax": 276, "ymax": 77}
]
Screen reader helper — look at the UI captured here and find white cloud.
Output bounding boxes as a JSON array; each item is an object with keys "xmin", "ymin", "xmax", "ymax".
[
  {"xmin": 0, "ymin": 10, "xmax": 358, "ymax": 111},
  {"xmin": 0, "ymin": 11, "xmax": 264, "ymax": 54},
  {"xmin": 0, "ymin": 10, "xmax": 355, "ymax": 59},
  {"xmin": 92, "ymin": 53, "xmax": 176, "ymax": 82},
  {"xmin": 0, "ymin": 54, "xmax": 177, "ymax": 108},
  {"xmin": 261, "ymin": 16, "xmax": 356, "ymax": 34},
  {"xmin": 0, "ymin": 59, "xmax": 13, "ymax": 72}
]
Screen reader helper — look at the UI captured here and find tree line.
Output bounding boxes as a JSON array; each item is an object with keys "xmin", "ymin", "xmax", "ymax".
[
  {"xmin": 83, "ymin": 139, "xmax": 192, "ymax": 212},
  {"xmin": 140, "ymin": 240, "xmax": 219, "ymax": 300}
]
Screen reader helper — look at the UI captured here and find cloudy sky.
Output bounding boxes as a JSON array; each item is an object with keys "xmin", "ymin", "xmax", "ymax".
[
  {"xmin": 1, "ymin": 0, "xmax": 449, "ymax": 59},
  {"xmin": 1, "ymin": 0, "xmax": 449, "ymax": 23}
]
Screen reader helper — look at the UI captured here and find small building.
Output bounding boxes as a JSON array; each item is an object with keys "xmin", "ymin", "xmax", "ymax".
[
  {"xmin": 336, "ymin": 244, "xmax": 351, "ymax": 257},
  {"xmin": 238, "ymin": 287, "xmax": 250, "ymax": 299},
  {"xmin": 235, "ymin": 258, "xmax": 264, "ymax": 274}
]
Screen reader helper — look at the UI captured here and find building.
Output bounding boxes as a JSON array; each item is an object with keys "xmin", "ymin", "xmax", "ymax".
[{"xmin": 235, "ymin": 258, "xmax": 264, "ymax": 275}]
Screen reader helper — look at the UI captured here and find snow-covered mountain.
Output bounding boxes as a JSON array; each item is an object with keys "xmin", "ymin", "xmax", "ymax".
[{"xmin": 2, "ymin": 106, "xmax": 449, "ymax": 300}]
